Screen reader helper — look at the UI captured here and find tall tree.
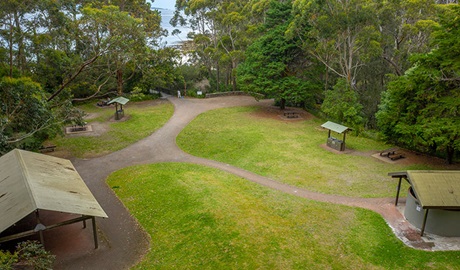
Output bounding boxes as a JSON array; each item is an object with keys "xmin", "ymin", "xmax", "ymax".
[
  {"xmin": 238, "ymin": 0, "xmax": 319, "ymax": 109},
  {"xmin": 377, "ymin": 0, "xmax": 439, "ymax": 76},
  {"xmin": 291, "ymin": 0, "xmax": 381, "ymax": 88},
  {"xmin": 376, "ymin": 4, "xmax": 460, "ymax": 163},
  {"xmin": 174, "ymin": 0, "xmax": 259, "ymax": 92}
]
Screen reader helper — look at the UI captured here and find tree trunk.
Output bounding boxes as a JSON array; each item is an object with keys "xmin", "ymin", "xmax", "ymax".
[
  {"xmin": 231, "ymin": 60, "xmax": 237, "ymax": 92},
  {"xmin": 14, "ymin": 11, "xmax": 26, "ymax": 73},
  {"xmin": 216, "ymin": 61, "xmax": 220, "ymax": 92},
  {"xmin": 446, "ymin": 144, "xmax": 454, "ymax": 165},
  {"xmin": 280, "ymin": 98, "xmax": 286, "ymax": 110},
  {"xmin": 9, "ymin": 19, "xmax": 13, "ymax": 77},
  {"xmin": 117, "ymin": 69, "xmax": 123, "ymax": 96}
]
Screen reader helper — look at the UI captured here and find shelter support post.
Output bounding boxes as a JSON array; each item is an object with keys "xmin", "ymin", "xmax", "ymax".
[
  {"xmin": 395, "ymin": 177, "xmax": 403, "ymax": 206},
  {"xmin": 39, "ymin": 231, "xmax": 45, "ymax": 247},
  {"xmin": 421, "ymin": 209, "xmax": 429, "ymax": 236},
  {"xmin": 92, "ymin": 216, "xmax": 98, "ymax": 249},
  {"xmin": 35, "ymin": 210, "xmax": 45, "ymax": 247}
]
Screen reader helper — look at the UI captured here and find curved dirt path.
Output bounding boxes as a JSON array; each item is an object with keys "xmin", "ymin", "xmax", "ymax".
[{"xmin": 53, "ymin": 95, "xmax": 459, "ymax": 269}]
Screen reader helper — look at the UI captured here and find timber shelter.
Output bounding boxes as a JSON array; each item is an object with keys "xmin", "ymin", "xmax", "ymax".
[
  {"xmin": 0, "ymin": 149, "xmax": 108, "ymax": 248},
  {"xmin": 321, "ymin": 121, "xmax": 351, "ymax": 151},
  {"xmin": 390, "ymin": 170, "xmax": 460, "ymax": 236},
  {"xmin": 108, "ymin": 96, "xmax": 130, "ymax": 120}
]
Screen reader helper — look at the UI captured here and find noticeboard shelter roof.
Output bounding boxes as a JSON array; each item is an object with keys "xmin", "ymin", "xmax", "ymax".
[
  {"xmin": 390, "ymin": 170, "xmax": 460, "ymax": 209},
  {"xmin": 321, "ymin": 121, "xmax": 351, "ymax": 134},
  {"xmin": 0, "ymin": 149, "xmax": 108, "ymax": 233},
  {"xmin": 107, "ymin": 96, "xmax": 129, "ymax": 105}
]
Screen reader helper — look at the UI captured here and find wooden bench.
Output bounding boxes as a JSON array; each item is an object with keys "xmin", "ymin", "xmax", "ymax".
[
  {"xmin": 380, "ymin": 147, "xmax": 398, "ymax": 157},
  {"xmin": 380, "ymin": 147, "xmax": 405, "ymax": 161},
  {"xmin": 283, "ymin": 111, "xmax": 299, "ymax": 118},
  {"xmin": 39, "ymin": 145, "xmax": 56, "ymax": 153},
  {"xmin": 389, "ymin": 154, "xmax": 405, "ymax": 161}
]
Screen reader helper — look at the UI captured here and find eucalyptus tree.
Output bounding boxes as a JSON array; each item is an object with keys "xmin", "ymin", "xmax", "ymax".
[
  {"xmin": 215, "ymin": 1, "xmax": 257, "ymax": 91},
  {"xmin": 81, "ymin": 5, "xmax": 147, "ymax": 97},
  {"xmin": 377, "ymin": 0, "xmax": 439, "ymax": 76},
  {"xmin": 174, "ymin": 0, "xmax": 259, "ymax": 92},
  {"xmin": 0, "ymin": 0, "xmax": 40, "ymax": 76},
  {"xmin": 0, "ymin": 0, "xmax": 164, "ymax": 153},
  {"xmin": 174, "ymin": 0, "xmax": 222, "ymax": 90},
  {"xmin": 48, "ymin": 3, "xmax": 162, "ymax": 100},
  {"xmin": 290, "ymin": 0, "xmax": 381, "ymax": 128},
  {"xmin": 291, "ymin": 0, "xmax": 381, "ymax": 89}
]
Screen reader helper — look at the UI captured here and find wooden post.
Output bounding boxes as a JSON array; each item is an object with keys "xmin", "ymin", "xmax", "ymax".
[
  {"xmin": 395, "ymin": 177, "xmax": 402, "ymax": 206},
  {"xmin": 92, "ymin": 217, "xmax": 98, "ymax": 249},
  {"xmin": 35, "ymin": 210, "xmax": 45, "ymax": 247},
  {"xmin": 421, "ymin": 209, "xmax": 429, "ymax": 236}
]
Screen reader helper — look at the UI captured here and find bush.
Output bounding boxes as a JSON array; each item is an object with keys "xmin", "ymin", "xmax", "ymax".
[
  {"xmin": 184, "ymin": 88, "xmax": 205, "ymax": 98},
  {"xmin": 129, "ymin": 87, "xmax": 160, "ymax": 101},
  {"xmin": 0, "ymin": 249, "xmax": 17, "ymax": 270},
  {"xmin": 0, "ymin": 241, "xmax": 55, "ymax": 270}
]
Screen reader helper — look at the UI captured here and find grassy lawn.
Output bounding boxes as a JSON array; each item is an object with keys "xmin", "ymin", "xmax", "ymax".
[
  {"xmin": 50, "ymin": 101, "xmax": 174, "ymax": 158},
  {"xmin": 177, "ymin": 106, "xmax": 436, "ymax": 198},
  {"xmin": 108, "ymin": 163, "xmax": 460, "ymax": 269}
]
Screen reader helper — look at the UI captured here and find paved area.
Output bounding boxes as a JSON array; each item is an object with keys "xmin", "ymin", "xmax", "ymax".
[{"xmin": 46, "ymin": 95, "xmax": 459, "ymax": 269}]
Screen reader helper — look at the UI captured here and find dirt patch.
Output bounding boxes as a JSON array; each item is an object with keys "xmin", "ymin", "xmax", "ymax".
[
  {"xmin": 65, "ymin": 99, "xmax": 168, "ymax": 138},
  {"xmin": 319, "ymin": 143, "xmax": 355, "ymax": 155},
  {"xmin": 250, "ymin": 106, "xmax": 315, "ymax": 121},
  {"xmin": 371, "ymin": 149, "xmax": 460, "ymax": 169},
  {"xmin": 64, "ymin": 121, "xmax": 110, "ymax": 137}
]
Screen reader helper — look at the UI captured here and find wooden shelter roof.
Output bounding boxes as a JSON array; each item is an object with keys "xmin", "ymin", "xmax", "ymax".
[
  {"xmin": 321, "ymin": 121, "xmax": 351, "ymax": 134},
  {"xmin": 107, "ymin": 96, "xmax": 129, "ymax": 105},
  {"xmin": 390, "ymin": 170, "xmax": 460, "ymax": 209},
  {"xmin": 0, "ymin": 149, "xmax": 108, "ymax": 233}
]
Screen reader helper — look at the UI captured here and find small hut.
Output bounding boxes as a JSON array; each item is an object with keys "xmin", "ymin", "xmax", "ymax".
[
  {"xmin": 321, "ymin": 121, "xmax": 351, "ymax": 151},
  {"xmin": 107, "ymin": 96, "xmax": 130, "ymax": 120},
  {"xmin": 390, "ymin": 170, "xmax": 460, "ymax": 236},
  {"xmin": 0, "ymin": 149, "xmax": 108, "ymax": 248}
]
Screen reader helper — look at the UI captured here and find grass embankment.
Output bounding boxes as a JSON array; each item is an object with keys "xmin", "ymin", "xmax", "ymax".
[
  {"xmin": 108, "ymin": 163, "xmax": 460, "ymax": 269},
  {"xmin": 51, "ymin": 101, "xmax": 174, "ymax": 158},
  {"xmin": 177, "ymin": 106, "xmax": 435, "ymax": 198}
]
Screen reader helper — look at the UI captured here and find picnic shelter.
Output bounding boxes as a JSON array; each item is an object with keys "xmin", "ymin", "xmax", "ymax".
[
  {"xmin": 321, "ymin": 121, "xmax": 352, "ymax": 151},
  {"xmin": 390, "ymin": 170, "xmax": 460, "ymax": 236},
  {"xmin": 0, "ymin": 149, "xmax": 108, "ymax": 248},
  {"xmin": 108, "ymin": 96, "xmax": 130, "ymax": 120}
]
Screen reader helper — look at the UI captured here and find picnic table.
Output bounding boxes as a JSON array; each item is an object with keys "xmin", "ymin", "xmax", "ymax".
[
  {"xmin": 71, "ymin": 122, "xmax": 88, "ymax": 132},
  {"xmin": 283, "ymin": 111, "xmax": 299, "ymax": 118},
  {"xmin": 380, "ymin": 147, "xmax": 405, "ymax": 160}
]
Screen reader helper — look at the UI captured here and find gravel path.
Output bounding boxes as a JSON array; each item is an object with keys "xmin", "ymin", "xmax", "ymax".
[{"xmin": 50, "ymin": 94, "xmax": 459, "ymax": 269}]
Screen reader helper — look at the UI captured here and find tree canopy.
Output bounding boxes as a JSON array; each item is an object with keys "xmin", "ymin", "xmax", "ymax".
[
  {"xmin": 376, "ymin": 4, "xmax": 460, "ymax": 163},
  {"xmin": 0, "ymin": 0, "xmax": 459, "ymax": 161},
  {"xmin": 237, "ymin": 0, "xmax": 320, "ymax": 109},
  {"xmin": 0, "ymin": 0, "xmax": 173, "ymax": 152}
]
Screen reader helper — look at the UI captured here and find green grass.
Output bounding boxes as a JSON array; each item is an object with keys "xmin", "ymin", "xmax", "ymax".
[
  {"xmin": 108, "ymin": 163, "xmax": 460, "ymax": 269},
  {"xmin": 177, "ymin": 106, "xmax": 434, "ymax": 198},
  {"xmin": 50, "ymin": 101, "xmax": 174, "ymax": 158}
]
